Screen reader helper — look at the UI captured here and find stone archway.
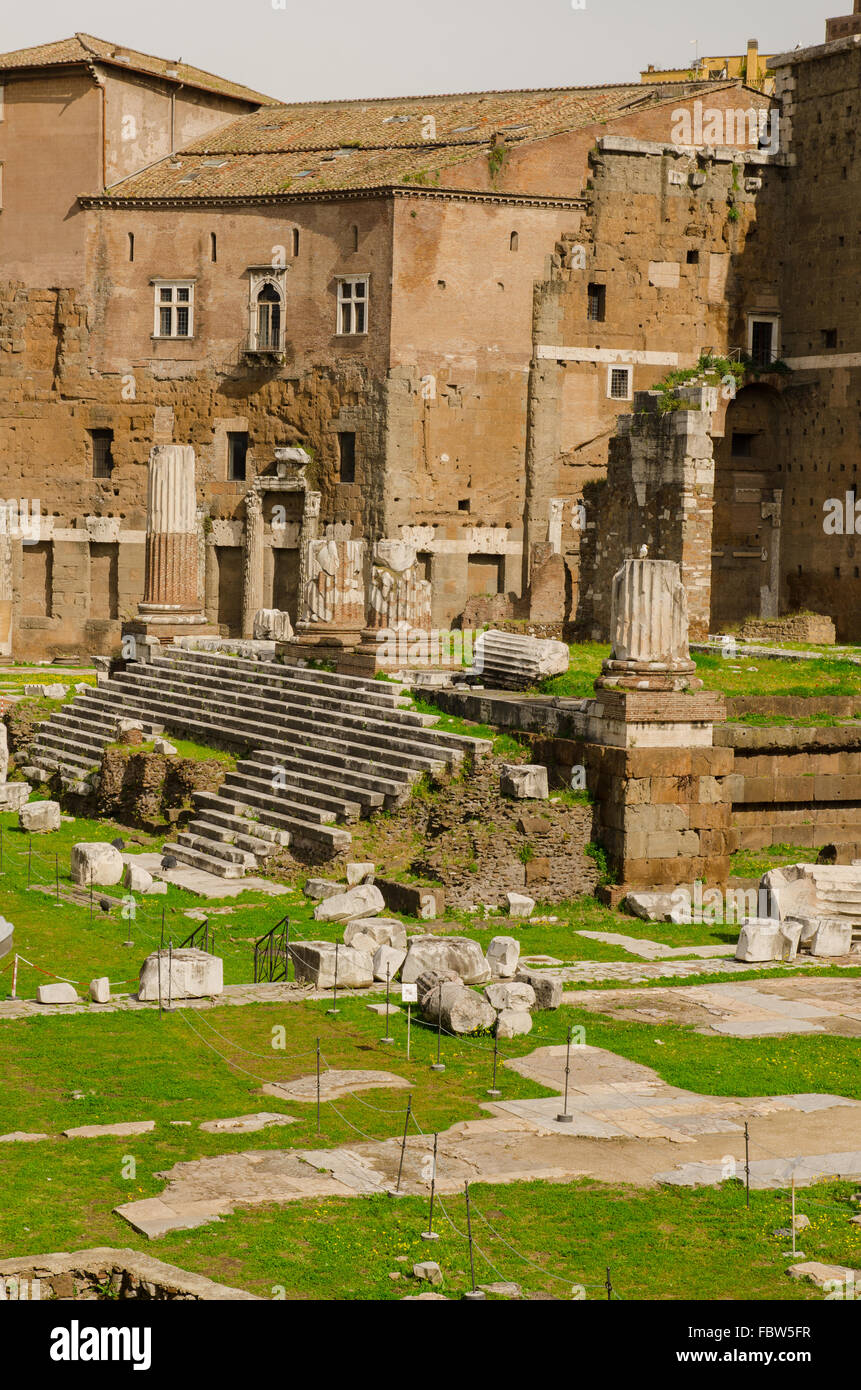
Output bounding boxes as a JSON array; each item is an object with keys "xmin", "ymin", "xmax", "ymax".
[{"xmin": 709, "ymin": 383, "xmax": 783, "ymax": 632}]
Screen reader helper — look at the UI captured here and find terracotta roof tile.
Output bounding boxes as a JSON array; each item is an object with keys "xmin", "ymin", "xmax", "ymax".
[
  {"xmin": 102, "ymin": 80, "xmax": 727, "ymax": 200},
  {"xmin": 0, "ymin": 32, "xmax": 277, "ymax": 105}
]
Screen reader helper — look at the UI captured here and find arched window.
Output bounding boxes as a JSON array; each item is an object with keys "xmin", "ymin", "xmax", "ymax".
[
  {"xmin": 255, "ymin": 281, "xmax": 282, "ymax": 349},
  {"xmin": 509, "ymin": 231, "xmax": 519, "ymax": 252}
]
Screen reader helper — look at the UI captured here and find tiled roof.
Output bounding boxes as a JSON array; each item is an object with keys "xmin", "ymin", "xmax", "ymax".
[
  {"xmin": 99, "ymin": 80, "xmax": 727, "ymax": 201},
  {"xmin": 0, "ymin": 33, "xmax": 277, "ymax": 105}
]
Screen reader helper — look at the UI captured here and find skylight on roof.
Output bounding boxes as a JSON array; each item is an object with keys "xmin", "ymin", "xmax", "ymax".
[
  {"xmin": 201, "ymin": 159, "xmax": 229, "ymax": 167},
  {"xmin": 451, "ymin": 125, "xmax": 478, "ymax": 133},
  {"xmin": 383, "ymin": 114, "xmax": 411, "ymax": 125},
  {"xmin": 178, "ymin": 170, "xmax": 202, "ymax": 183}
]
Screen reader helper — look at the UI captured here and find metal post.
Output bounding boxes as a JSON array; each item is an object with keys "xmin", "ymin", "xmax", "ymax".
[
  {"xmin": 407, "ymin": 1002, "xmax": 412, "ymax": 1061},
  {"xmin": 157, "ymin": 946, "xmax": 163, "ymax": 1018},
  {"xmin": 421, "ymin": 1132, "xmax": 440, "ymax": 1242},
  {"xmin": 556, "ymin": 1026, "xmax": 573, "ymax": 1123},
  {"xmin": 89, "ymin": 870, "xmax": 94, "ymax": 922},
  {"xmin": 10, "ymin": 954, "xmax": 18, "ymax": 1000},
  {"xmin": 316, "ymin": 1037, "xmax": 321, "ymax": 1134},
  {"xmin": 327, "ymin": 943, "xmax": 340, "ymax": 1016},
  {"xmin": 791, "ymin": 1177, "xmax": 797, "ymax": 1258},
  {"xmin": 396, "ymin": 1094, "xmax": 412, "ymax": 1193},
  {"xmin": 160, "ymin": 905, "xmax": 165, "ymax": 950},
  {"xmin": 381, "ymin": 963, "xmax": 394, "ymax": 1044},
  {"xmin": 744, "ymin": 1121, "xmax": 751, "ymax": 1209},
  {"xmin": 487, "ymin": 1028, "xmax": 501, "ymax": 1098},
  {"xmin": 606, "ymin": 1266, "xmax": 612, "ymax": 1301},
  {"xmin": 431, "ymin": 983, "xmax": 445, "ymax": 1072},
  {"xmin": 463, "ymin": 1182, "xmax": 486, "ymax": 1299},
  {"xmin": 167, "ymin": 938, "xmax": 173, "ymax": 1013}
]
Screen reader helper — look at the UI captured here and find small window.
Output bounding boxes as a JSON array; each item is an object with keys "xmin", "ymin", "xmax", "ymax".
[
  {"xmin": 608, "ymin": 366, "xmax": 632, "ymax": 400},
  {"xmin": 731, "ymin": 432, "xmax": 754, "ymax": 457},
  {"xmin": 458, "ymin": 498, "xmax": 470, "ymax": 512},
  {"xmin": 153, "ymin": 281, "xmax": 194, "ymax": 338},
  {"xmin": 351, "ymin": 225, "xmax": 359, "ymax": 252},
  {"xmin": 748, "ymin": 317, "xmax": 778, "ymax": 368},
  {"xmin": 686, "ymin": 249, "xmax": 700, "ymax": 264},
  {"xmin": 510, "ymin": 231, "xmax": 519, "ymax": 252},
  {"xmin": 587, "ymin": 283, "xmax": 606, "ymax": 322},
  {"xmin": 227, "ymin": 432, "xmax": 248, "ymax": 482},
  {"xmin": 0, "ymin": 85, "xmax": 5, "ymax": 122},
  {"xmin": 90, "ymin": 429, "xmax": 114, "ymax": 479},
  {"xmin": 128, "ymin": 232, "xmax": 135, "ymax": 262},
  {"xmin": 210, "ymin": 232, "xmax": 217, "ymax": 263},
  {"xmin": 823, "ymin": 328, "xmax": 838, "ymax": 349},
  {"xmin": 337, "ymin": 276, "xmax": 369, "ymax": 335},
  {"xmin": 292, "ymin": 228, "xmax": 300, "ymax": 257},
  {"xmin": 338, "ymin": 432, "xmax": 356, "ymax": 483}
]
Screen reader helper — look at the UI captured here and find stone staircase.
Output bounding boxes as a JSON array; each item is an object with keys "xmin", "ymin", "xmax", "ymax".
[{"xmin": 27, "ymin": 648, "xmax": 489, "ymax": 877}]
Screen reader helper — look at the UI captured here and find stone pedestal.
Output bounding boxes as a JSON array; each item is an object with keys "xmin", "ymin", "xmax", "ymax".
[
  {"xmin": 597, "ymin": 557, "xmax": 701, "ymax": 692},
  {"xmin": 124, "ymin": 446, "xmax": 215, "ymax": 645},
  {"xmin": 280, "ymin": 528, "xmax": 366, "ymax": 666},
  {"xmin": 348, "ymin": 538, "xmax": 432, "ymax": 674}
]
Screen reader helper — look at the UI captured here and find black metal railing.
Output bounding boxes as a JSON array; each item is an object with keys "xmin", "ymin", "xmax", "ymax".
[
  {"xmin": 253, "ymin": 916, "xmax": 290, "ymax": 984},
  {"xmin": 178, "ymin": 919, "xmax": 216, "ymax": 954}
]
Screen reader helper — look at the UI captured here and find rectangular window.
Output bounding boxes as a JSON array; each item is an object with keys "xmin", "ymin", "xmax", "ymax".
[
  {"xmin": 227, "ymin": 432, "xmax": 248, "ymax": 482},
  {"xmin": 748, "ymin": 315, "xmax": 779, "ymax": 368},
  {"xmin": 823, "ymin": 328, "xmax": 838, "ymax": 349},
  {"xmin": 90, "ymin": 429, "xmax": 114, "ymax": 478},
  {"xmin": 608, "ymin": 366, "xmax": 632, "ymax": 400},
  {"xmin": 153, "ymin": 281, "xmax": 194, "ymax": 338},
  {"xmin": 337, "ymin": 277, "xmax": 369, "ymax": 335},
  {"xmin": 338, "ymin": 432, "xmax": 356, "ymax": 483},
  {"xmin": 587, "ymin": 283, "xmax": 606, "ymax": 322}
]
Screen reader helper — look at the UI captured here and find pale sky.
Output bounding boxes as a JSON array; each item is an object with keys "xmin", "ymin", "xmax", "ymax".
[{"xmin": 1, "ymin": 1, "xmax": 839, "ymax": 102}]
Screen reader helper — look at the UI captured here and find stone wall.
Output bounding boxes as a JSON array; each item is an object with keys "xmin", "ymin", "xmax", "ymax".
[{"xmin": 0, "ymin": 1247, "xmax": 257, "ymax": 1300}]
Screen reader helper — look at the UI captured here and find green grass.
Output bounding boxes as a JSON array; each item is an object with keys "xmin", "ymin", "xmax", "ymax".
[
  {"xmin": 107, "ymin": 737, "xmax": 238, "ymax": 766},
  {"xmin": 531, "ymin": 645, "xmax": 861, "ymax": 701},
  {"xmin": 0, "ymin": 997, "xmax": 858, "ymax": 1299},
  {"xmin": 730, "ymin": 843, "xmax": 821, "ymax": 880}
]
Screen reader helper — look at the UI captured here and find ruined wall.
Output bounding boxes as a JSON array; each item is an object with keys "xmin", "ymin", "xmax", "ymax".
[{"xmin": 769, "ymin": 42, "xmax": 861, "ymax": 640}]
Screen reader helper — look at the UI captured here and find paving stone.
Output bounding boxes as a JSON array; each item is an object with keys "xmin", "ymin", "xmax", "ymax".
[
  {"xmin": 0, "ymin": 1131, "xmax": 49, "ymax": 1143},
  {"xmin": 63, "ymin": 1121, "xmax": 156, "ymax": 1140},
  {"xmin": 199, "ymin": 1112, "xmax": 297, "ymax": 1135},
  {"xmin": 261, "ymin": 1070, "xmax": 410, "ymax": 1103}
]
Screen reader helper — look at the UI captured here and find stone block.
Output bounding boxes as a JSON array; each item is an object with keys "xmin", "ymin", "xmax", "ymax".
[
  {"xmin": 500, "ymin": 764, "xmax": 549, "ymax": 800},
  {"xmin": 373, "ymin": 944, "xmax": 407, "ymax": 982},
  {"xmin": 809, "ymin": 919, "xmax": 853, "ymax": 957},
  {"xmin": 289, "ymin": 942, "xmax": 373, "ymax": 989},
  {"xmin": 506, "ymin": 892, "xmax": 535, "ymax": 918},
  {"xmin": 153, "ymin": 738, "xmax": 177, "ymax": 756},
  {"xmin": 71, "ymin": 842, "xmax": 124, "ymax": 887},
  {"xmin": 402, "ymin": 936, "xmax": 491, "ymax": 985},
  {"xmin": 343, "ymin": 918, "xmax": 407, "ymax": 951},
  {"xmin": 19, "ymin": 800, "xmax": 61, "ymax": 833},
  {"xmin": 346, "ymin": 862, "xmax": 375, "ymax": 886},
  {"xmin": 375, "ymin": 878, "xmax": 444, "ymax": 920},
  {"xmin": 495, "ymin": 1009, "xmax": 533, "ymax": 1039},
  {"xmin": 485, "ymin": 981, "xmax": 536, "ymax": 1012},
  {"xmin": 420, "ymin": 980, "xmax": 496, "ymax": 1034},
  {"xmin": 124, "ymin": 862, "xmax": 154, "ymax": 894},
  {"xmin": 735, "ymin": 919, "xmax": 782, "ymax": 963},
  {"xmin": 138, "ymin": 949, "xmax": 223, "ymax": 1001},
  {"xmin": 304, "ymin": 878, "xmax": 343, "ymax": 901},
  {"xmin": 487, "ymin": 936, "xmax": 521, "ymax": 978},
  {"xmin": 36, "ymin": 983, "xmax": 79, "ymax": 1004},
  {"xmin": 89, "ymin": 977, "xmax": 111, "ymax": 1004},
  {"xmin": 313, "ymin": 884, "xmax": 385, "ymax": 923},
  {"xmin": 514, "ymin": 968, "xmax": 562, "ymax": 1009}
]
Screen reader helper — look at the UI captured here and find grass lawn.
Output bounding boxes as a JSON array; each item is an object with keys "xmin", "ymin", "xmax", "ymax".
[
  {"xmin": 730, "ymin": 844, "xmax": 822, "ymax": 880},
  {"xmin": 0, "ymin": 996, "xmax": 858, "ymax": 1299}
]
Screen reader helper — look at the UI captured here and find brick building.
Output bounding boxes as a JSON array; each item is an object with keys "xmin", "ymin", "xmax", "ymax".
[{"xmin": 0, "ymin": 26, "xmax": 855, "ymax": 656}]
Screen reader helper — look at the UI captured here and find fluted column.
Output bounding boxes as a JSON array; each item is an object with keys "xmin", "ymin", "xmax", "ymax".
[
  {"xmin": 597, "ymin": 557, "xmax": 700, "ymax": 691},
  {"xmin": 139, "ymin": 446, "xmax": 200, "ymax": 614}
]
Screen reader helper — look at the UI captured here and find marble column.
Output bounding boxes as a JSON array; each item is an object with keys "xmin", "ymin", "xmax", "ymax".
[
  {"xmin": 597, "ymin": 556, "xmax": 701, "ymax": 691},
  {"xmin": 241, "ymin": 490, "xmax": 264, "ymax": 638},
  {"xmin": 126, "ymin": 445, "xmax": 213, "ymax": 643}
]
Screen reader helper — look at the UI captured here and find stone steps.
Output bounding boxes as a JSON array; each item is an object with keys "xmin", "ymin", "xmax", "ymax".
[{"xmin": 28, "ymin": 646, "xmax": 481, "ymax": 875}]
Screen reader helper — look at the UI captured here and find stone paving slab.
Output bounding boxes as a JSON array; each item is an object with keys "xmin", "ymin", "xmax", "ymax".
[
  {"xmin": 0, "ymin": 1131, "xmax": 49, "ymax": 1143},
  {"xmin": 63, "ymin": 1121, "xmax": 155, "ymax": 1140},
  {"xmin": 656, "ymin": 1152, "xmax": 861, "ymax": 1189},
  {"xmin": 261, "ymin": 1069, "xmax": 411, "ymax": 1103},
  {"xmin": 576, "ymin": 931, "xmax": 736, "ymax": 961},
  {"xmin": 567, "ymin": 976, "xmax": 861, "ymax": 1038},
  {"xmin": 199, "ymin": 1112, "xmax": 298, "ymax": 1135},
  {"xmin": 111, "ymin": 1043, "xmax": 861, "ymax": 1238}
]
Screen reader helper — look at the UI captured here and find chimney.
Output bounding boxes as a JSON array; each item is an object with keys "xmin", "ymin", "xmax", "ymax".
[{"xmin": 746, "ymin": 38, "xmax": 759, "ymax": 86}]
